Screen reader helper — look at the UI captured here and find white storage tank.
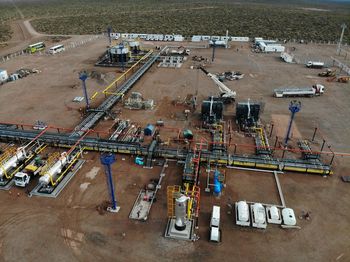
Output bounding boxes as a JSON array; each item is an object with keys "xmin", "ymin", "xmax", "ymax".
[
  {"xmin": 282, "ymin": 208, "xmax": 296, "ymax": 226},
  {"xmin": 174, "ymin": 195, "xmax": 189, "ymax": 231},
  {"xmin": 266, "ymin": 205, "xmax": 282, "ymax": 224},
  {"xmin": 251, "ymin": 203, "xmax": 267, "ymax": 229},
  {"xmin": 235, "ymin": 201, "xmax": 250, "ymax": 226}
]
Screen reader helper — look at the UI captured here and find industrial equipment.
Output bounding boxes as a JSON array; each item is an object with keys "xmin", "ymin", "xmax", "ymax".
[
  {"xmin": 235, "ymin": 201, "xmax": 250, "ymax": 227},
  {"xmin": 235, "ymin": 99, "xmax": 261, "ymax": 130},
  {"xmin": 100, "ymin": 153, "xmax": 120, "ymax": 213},
  {"xmin": 251, "ymin": 203, "xmax": 267, "ymax": 229},
  {"xmin": 0, "ymin": 140, "xmax": 46, "ymax": 187},
  {"xmin": 209, "ymin": 206, "xmax": 221, "ymax": 242},
  {"xmin": 284, "ymin": 100, "xmax": 301, "ymax": 147},
  {"xmin": 318, "ymin": 69, "xmax": 336, "ymax": 77},
  {"xmin": 274, "ymin": 84, "xmax": 324, "ymax": 98},
  {"xmin": 124, "ymin": 92, "xmax": 154, "ymax": 109},
  {"xmin": 306, "ymin": 61, "xmax": 324, "ymax": 69},
  {"xmin": 200, "ymin": 67, "xmax": 236, "ymax": 103},
  {"xmin": 281, "ymin": 208, "xmax": 297, "ymax": 226},
  {"xmin": 210, "ymin": 124, "xmax": 226, "ymax": 153},
  {"xmin": 298, "ymin": 140, "xmax": 320, "ymax": 160},
  {"xmin": 266, "ymin": 206, "xmax": 282, "ymax": 224},
  {"xmin": 254, "ymin": 127, "xmax": 271, "ymax": 157},
  {"xmin": 327, "ymin": 75, "xmax": 350, "ymax": 83},
  {"xmin": 201, "ymin": 97, "xmax": 224, "ymax": 126},
  {"xmin": 14, "ymin": 156, "xmax": 45, "ymax": 187},
  {"xmin": 165, "ymin": 185, "xmax": 200, "ymax": 241}
]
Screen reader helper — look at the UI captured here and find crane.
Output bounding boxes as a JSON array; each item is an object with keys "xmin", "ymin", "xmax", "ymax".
[{"xmin": 200, "ymin": 67, "xmax": 236, "ymax": 103}]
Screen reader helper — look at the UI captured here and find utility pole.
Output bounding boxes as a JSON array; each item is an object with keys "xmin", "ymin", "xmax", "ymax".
[
  {"xmin": 284, "ymin": 100, "xmax": 301, "ymax": 147},
  {"xmin": 337, "ymin": 23, "xmax": 347, "ymax": 56},
  {"xmin": 100, "ymin": 153, "xmax": 120, "ymax": 213},
  {"xmin": 107, "ymin": 26, "xmax": 112, "ymax": 47},
  {"xmin": 212, "ymin": 40, "xmax": 216, "ymax": 62}
]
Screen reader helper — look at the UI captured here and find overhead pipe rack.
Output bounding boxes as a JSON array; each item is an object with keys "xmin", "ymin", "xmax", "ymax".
[{"xmin": 0, "ymin": 127, "xmax": 333, "ymax": 176}]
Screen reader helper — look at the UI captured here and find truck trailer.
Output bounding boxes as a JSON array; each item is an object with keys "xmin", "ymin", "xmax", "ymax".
[
  {"xmin": 306, "ymin": 61, "xmax": 324, "ymax": 69},
  {"xmin": 274, "ymin": 84, "xmax": 325, "ymax": 98}
]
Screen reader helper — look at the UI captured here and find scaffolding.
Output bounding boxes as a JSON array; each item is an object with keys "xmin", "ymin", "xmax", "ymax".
[{"xmin": 167, "ymin": 185, "xmax": 200, "ymax": 219}]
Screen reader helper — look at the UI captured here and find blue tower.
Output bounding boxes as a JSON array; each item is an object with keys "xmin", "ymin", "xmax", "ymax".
[
  {"xmin": 284, "ymin": 100, "xmax": 301, "ymax": 147},
  {"xmin": 100, "ymin": 153, "xmax": 120, "ymax": 213},
  {"xmin": 79, "ymin": 72, "xmax": 90, "ymax": 109}
]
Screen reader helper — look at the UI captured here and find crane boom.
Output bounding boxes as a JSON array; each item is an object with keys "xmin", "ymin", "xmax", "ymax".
[{"xmin": 200, "ymin": 67, "xmax": 236, "ymax": 102}]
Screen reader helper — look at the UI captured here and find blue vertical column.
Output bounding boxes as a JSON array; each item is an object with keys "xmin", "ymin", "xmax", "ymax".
[
  {"xmin": 100, "ymin": 153, "xmax": 120, "ymax": 213},
  {"xmin": 79, "ymin": 72, "xmax": 90, "ymax": 109},
  {"xmin": 284, "ymin": 100, "xmax": 301, "ymax": 147}
]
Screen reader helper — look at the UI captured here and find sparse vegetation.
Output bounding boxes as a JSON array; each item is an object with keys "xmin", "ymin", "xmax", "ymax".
[{"xmin": 1, "ymin": 0, "xmax": 349, "ymax": 42}]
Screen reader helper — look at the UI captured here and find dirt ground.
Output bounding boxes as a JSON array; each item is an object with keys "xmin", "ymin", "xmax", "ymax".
[{"xmin": 1, "ymin": 23, "xmax": 350, "ymax": 262}]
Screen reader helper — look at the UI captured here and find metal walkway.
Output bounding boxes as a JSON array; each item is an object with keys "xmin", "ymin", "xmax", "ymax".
[{"xmin": 71, "ymin": 49, "xmax": 164, "ymax": 137}]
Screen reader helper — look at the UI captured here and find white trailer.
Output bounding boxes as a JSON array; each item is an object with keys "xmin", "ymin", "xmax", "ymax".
[
  {"xmin": 259, "ymin": 43, "xmax": 285, "ymax": 52},
  {"xmin": 274, "ymin": 84, "xmax": 325, "ymax": 98},
  {"xmin": 210, "ymin": 206, "xmax": 221, "ymax": 242},
  {"xmin": 306, "ymin": 61, "xmax": 324, "ymax": 69}
]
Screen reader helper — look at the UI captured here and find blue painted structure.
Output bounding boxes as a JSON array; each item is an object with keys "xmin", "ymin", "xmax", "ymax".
[
  {"xmin": 144, "ymin": 124, "xmax": 155, "ymax": 136},
  {"xmin": 284, "ymin": 100, "xmax": 301, "ymax": 146},
  {"xmin": 213, "ymin": 169, "xmax": 223, "ymax": 196},
  {"xmin": 100, "ymin": 153, "xmax": 118, "ymax": 210},
  {"xmin": 79, "ymin": 72, "xmax": 90, "ymax": 109}
]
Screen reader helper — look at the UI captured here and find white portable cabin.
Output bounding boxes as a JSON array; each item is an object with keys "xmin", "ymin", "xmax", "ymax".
[
  {"xmin": 164, "ymin": 34, "xmax": 174, "ymax": 41},
  {"xmin": 211, "ymin": 206, "xmax": 220, "ymax": 227},
  {"xmin": 211, "ymin": 36, "xmax": 221, "ymax": 41},
  {"xmin": 210, "ymin": 206, "xmax": 221, "ymax": 242},
  {"xmin": 191, "ymin": 35, "xmax": 201, "ymax": 42},
  {"xmin": 231, "ymin": 37, "xmax": 250, "ymax": 42},
  {"xmin": 138, "ymin": 34, "xmax": 147, "ymax": 39},
  {"xmin": 202, "ymin": 36, "xmax": 211, "ymax": 41},
  {"xmin": 266, "ymin": 206, "xmax": 282, "ymax": 224},
  {"xmin": 173, "ymin": 35, "xmax": 184, "ymax": 42},
  {"xmin": 282, "ymin": 208, "xmax": 296, "ymax": 226},
  {"xmin": 0, "ymin": 69, "xmax": 8, "ymax": 82},
  {"xmin": 235, "ymin": 201, "xmax": 250, "ymax": 226},
  {"xmin": 251, "ymin": 203, "xmax": 267, "ymax": 229},
  {"xmin": 264, "ymin": 45, "xmax": 285, "ymax": 52}
]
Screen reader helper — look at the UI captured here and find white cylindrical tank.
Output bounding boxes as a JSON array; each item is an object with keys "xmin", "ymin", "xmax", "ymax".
[
  {"xmin": 270, "ymin": 206, "xmax": 280, "ymax": 220},
  {"xmin": 237, "ymin": 201, "xmax": 249, "ymax": 222},
  {"xmin": 174, "ymin": 195, "xmax": 189, "ymax": 231},
  {"xmin": 39, "ymin": 152, "xmax": 68, "ymax": 186},
  {"xmin": 282, "ymin": 208, "xmax": 296, "ymax": 226},
  {"xmin": 252, "ymin": 203, "xmax": 265, "ymax": 224},
  {"xmin": 0, "ymin": 148, "xmax": 26, "ymax": 178}
]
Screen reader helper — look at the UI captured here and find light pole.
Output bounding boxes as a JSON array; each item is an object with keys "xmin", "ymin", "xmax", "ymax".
[
  {"xmin": 284, "ymin": 100, "xmax": 301, "ymax": 147},
  {"xmin": 79, "ymin": 72, "xmax": 90, "ymax": 109},
  {"xmin": 337, "ymin": 23, "xmax": 347, "ymax": 55},
  {"xmin": 100, "ymin": 153, "xmax": 120, "ymax": 213}
]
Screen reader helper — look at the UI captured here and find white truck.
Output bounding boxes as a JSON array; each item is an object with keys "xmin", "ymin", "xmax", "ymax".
[
  {"xmin": 306, "ymin": 61, "xmax": 324, "ymax": 69},
  {"xmin": 274, "ymin": 84, "xmax": 325, "ymax": 98},
  {"xmin": 14, "ymin": 157, "xmax": 44, "ymax": 187},
  {"xmin": 209, "ymin": 205, "xmax": 221, "ymax": 242}
]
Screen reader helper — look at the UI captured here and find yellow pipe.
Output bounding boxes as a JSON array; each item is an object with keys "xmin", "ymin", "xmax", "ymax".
[
  {"xmin": 90, "ymin": 92, "xmax": 99, "ymax": 100},
  {"xmin": 102, "ymin": 50, "xmax": 153, "ymax": 94},
  {"xmin": 50, "ymin": 148, "xmax": 84, "ymax": 186}
]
